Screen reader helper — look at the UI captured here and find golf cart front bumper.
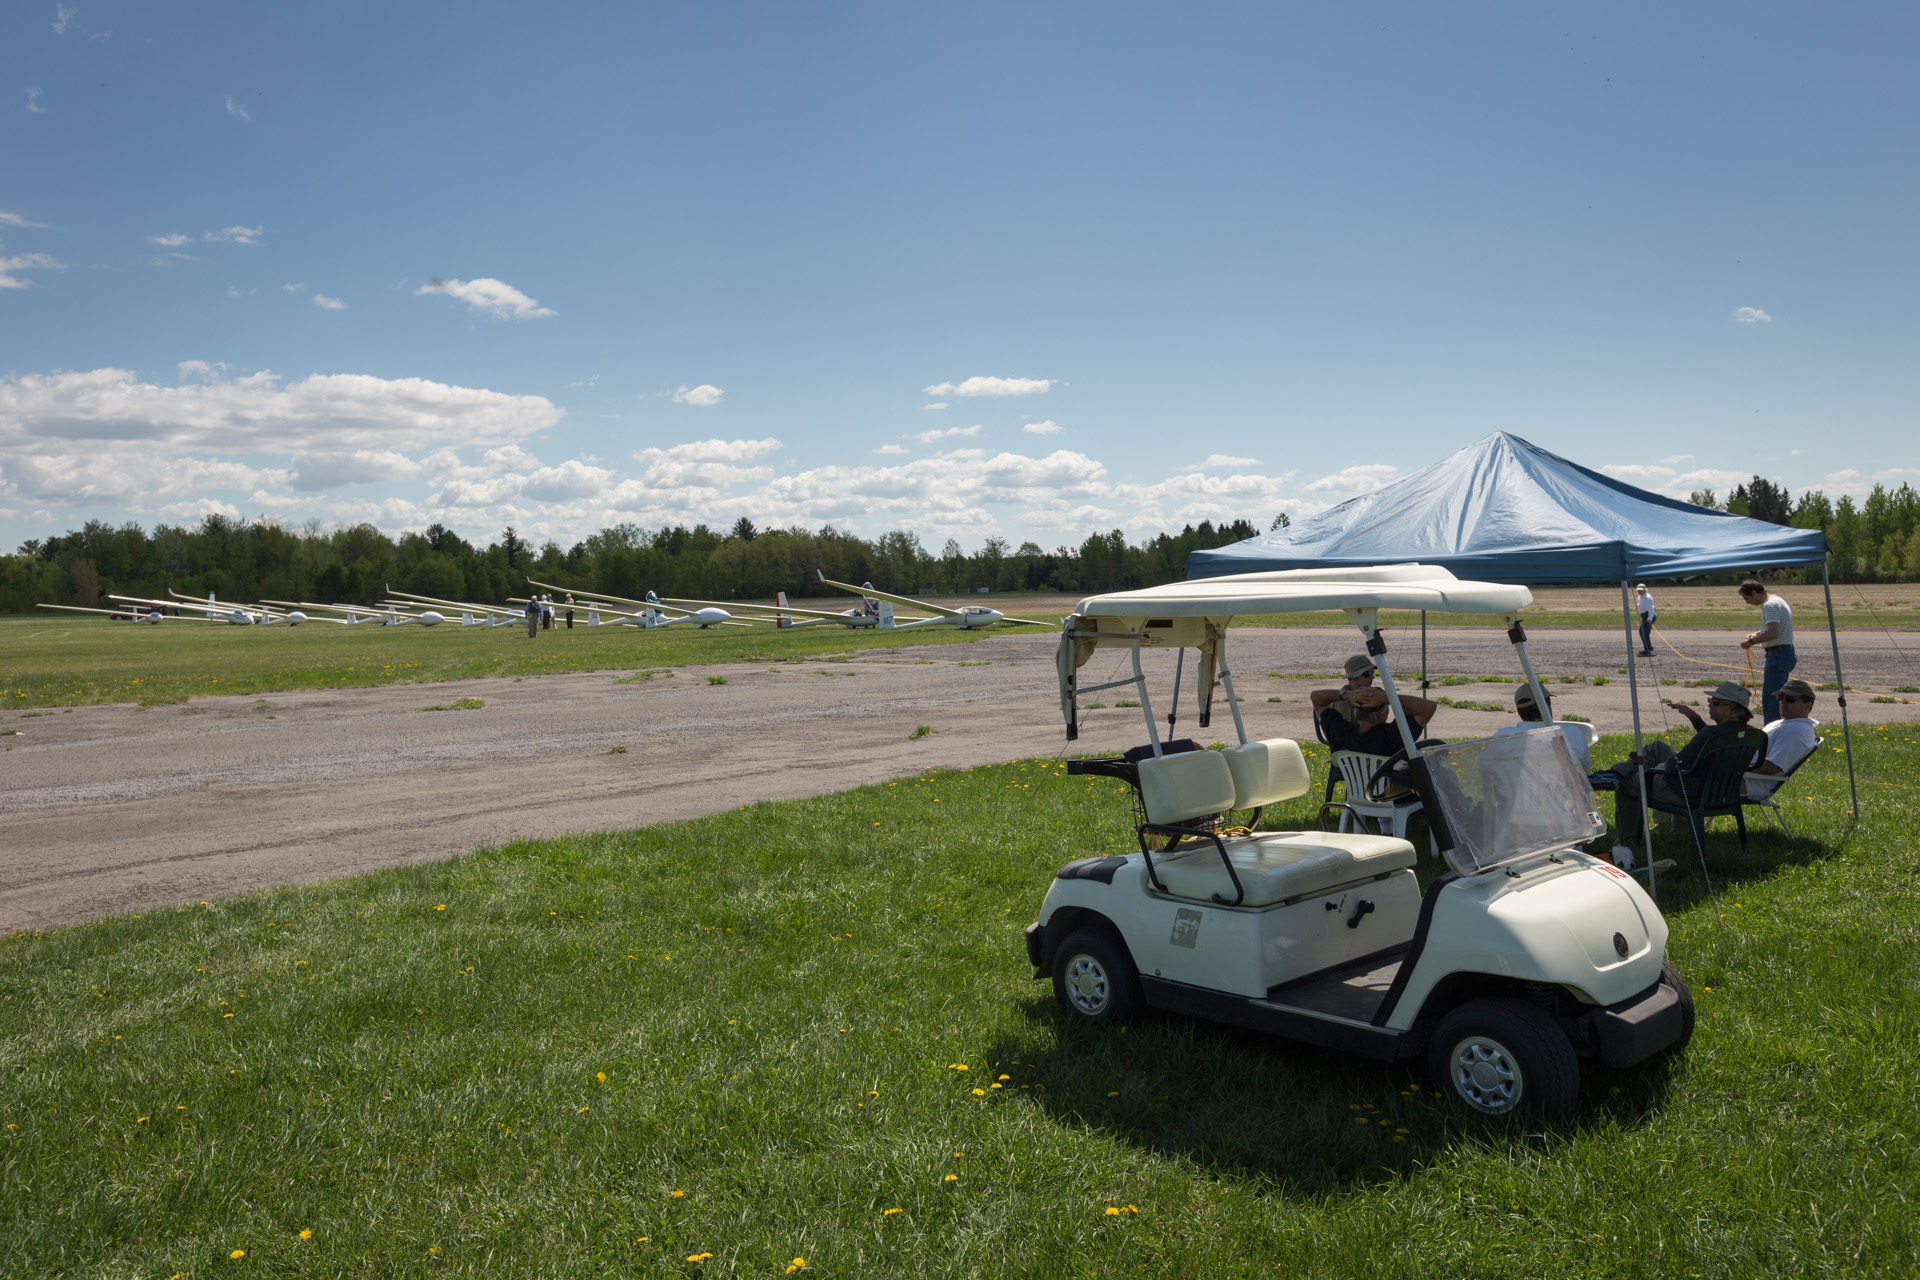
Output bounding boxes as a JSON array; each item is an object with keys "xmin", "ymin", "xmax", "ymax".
[
  {"xmin": 1572, "ymin": 979, "xmax": 1685, "ymax": 1068},
  {"xmin": 1024, "ymin": 921, "xmax": 1045, "ymax": 969}
]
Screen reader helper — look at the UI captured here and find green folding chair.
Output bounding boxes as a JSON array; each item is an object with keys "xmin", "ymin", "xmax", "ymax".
[{"xmin": 1645, "ymin": 726, "xmax": 1769, "ymax": 862}]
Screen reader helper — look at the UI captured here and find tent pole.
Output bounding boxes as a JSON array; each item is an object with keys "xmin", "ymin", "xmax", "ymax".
[
  {"xmin": 1822, "ymin": 561, "xmax": 1859, "ymax": 815},
  {"xmin": 1421, "ymin": 611, "xmax": 1429, "ymax": 693},
  {"xmin": 1620, "ymin": 578, "xmax": 1656, "ymax": 900}
]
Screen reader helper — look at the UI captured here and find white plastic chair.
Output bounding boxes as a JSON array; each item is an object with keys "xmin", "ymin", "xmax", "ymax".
[{"xmin": 1329, "ymin": 750, "xmax": 1434, "ymax": 856}]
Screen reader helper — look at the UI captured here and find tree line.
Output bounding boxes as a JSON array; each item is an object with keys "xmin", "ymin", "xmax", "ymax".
[
  {"xmin": 8, "ymin": 475, "xmax": 1916, "ymax": 616},
  {"xmin": 1, "ymin": 514, "xmax": 1272, "ymax": 614}
]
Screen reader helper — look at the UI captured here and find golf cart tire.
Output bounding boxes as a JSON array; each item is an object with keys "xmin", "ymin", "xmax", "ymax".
[
  {"xmin": 1660, "ymin": 958, "xmax": 1695, "ymax": 1056},
  {"xmin": 1429, "ymin": 997, "xmax": 1579, "ymax": 1118},
  {"xmin": 1052, "ymin": 928, "xmax": 1142, "ymax": 1025}
]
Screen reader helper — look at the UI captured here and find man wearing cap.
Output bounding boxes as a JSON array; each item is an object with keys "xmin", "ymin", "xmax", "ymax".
[
  {"xmin": 1635, "ymin": 584, "xmax": 1656, "ymax": 657},
  {"xmin": 1737, "ymin": 578, "xmax": 1795, "ymax": 722},
  {"xmin": 1494, "ymin": 683, "xmax": 1592, "ymax": 773},
  {"xmin": 1310, "ymin": 656, "xmax": 1438, "ymax": 757},
  {"xmin": 1593, "ymin": 680, "xmax": 1763, "ymax": 868},
  {"xmin": 1746, "ymin": 678, "xmax": 1820, "ymax": 799}
]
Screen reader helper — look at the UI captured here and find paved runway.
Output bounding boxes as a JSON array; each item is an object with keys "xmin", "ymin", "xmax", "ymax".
[{"xmin": 6, "ymin": 627, "xmax": 1914, "ymax": 932}]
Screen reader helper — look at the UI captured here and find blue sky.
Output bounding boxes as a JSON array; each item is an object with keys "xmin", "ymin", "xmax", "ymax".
[{"xmin": 3, "ymin": 1, "xmax": 1915, "ymax": 552}]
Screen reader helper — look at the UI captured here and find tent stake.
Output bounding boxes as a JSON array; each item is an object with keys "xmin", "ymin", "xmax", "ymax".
[
  {"xmin": 1822, "ymin": 561, "xmax": 1859, "ymax": 815},
  {"xmin": 1620, "ymin": 578, "xmax": 1656, "ymax": 901}
]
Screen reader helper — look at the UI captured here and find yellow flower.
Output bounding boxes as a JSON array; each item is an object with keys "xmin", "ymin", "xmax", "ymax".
[
  {"xmin": 596, "ymin": 1072, "xmax": 607, "ymax": 1082},
  {"xmin": 577, "ymin": 1106, "xmax": 589, "ymax": 1114},
  {"xmin": 435, "ymin": 904, "xmax": 446, "ymax": 911},
  {"xmin": 944, "ymin": 1174, "xmax": 958, "ymax": 1182},
  {"xmin": 428, "ymin": 1246, "xmax": 441, "ymax": 1255},
  {"xmin": 997, "ymin": 1074, "xmax": 1010, "ymax": 1081},
  {"xmin": 882, "ymin": 1208, "xmax": 902, "ymax": 1216},
  {"xmin": 949, "ymin": 1063, "xmax": 968, "ymax": 1071},
  {"xmin": 299, "ymin": 1228, "xmax": 312, "ymax": 1239},
  {"xmin": 136, "ymin": 1116, "xmax": 149, "ymax": 1123},
  {"xmin": 1107, "ymin": 1091, "xmax": 1118, "ymax": 1097},
  {"xmin": 1105, "ymin": 1206, "xmax": 1120, "ymax": 1216},
  {"xmin": 230, "ymin": 1249, "xmax": 246, "ymax": 1259},
  {"xmin": 971, "ymin": 1088, "xmax": 985, "ymax": 1096},
  {"xmin": 672, "ymin": 1189, "xmax": 685, "ymax": 1198},
  {"xmin": 786, "ymin": 1260, "xmax": 807, "ymax": 1274},
  {"xmin": 687, "ymin": 1253, "xmax": 713, "ymax": 1262},
  {"xmin": 989, "ymin": 1083, "xmax": 1002, "ymax": 1090}
]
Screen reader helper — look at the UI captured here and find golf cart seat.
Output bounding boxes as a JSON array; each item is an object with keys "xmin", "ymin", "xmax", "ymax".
[{"xmin": 1152, "ymin": 831, "xmax": 1418, "ymax": 906}]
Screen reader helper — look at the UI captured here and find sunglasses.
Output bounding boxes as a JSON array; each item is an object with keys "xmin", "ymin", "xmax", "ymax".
[{"xmin": 1778, "ymin": 694, "xmax": 1808, "ymax": 703}]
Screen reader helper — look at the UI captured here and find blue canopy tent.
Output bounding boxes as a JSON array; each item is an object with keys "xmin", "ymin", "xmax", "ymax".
[{"xmin": 1189, "ymin": 432, "xmax": 1856, "ymax": 886}]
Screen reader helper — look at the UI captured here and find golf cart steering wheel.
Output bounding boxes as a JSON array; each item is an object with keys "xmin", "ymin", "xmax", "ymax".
[{"xmin": 1363, "ymin": 746, "xmax": 1415, "ymax": 804}]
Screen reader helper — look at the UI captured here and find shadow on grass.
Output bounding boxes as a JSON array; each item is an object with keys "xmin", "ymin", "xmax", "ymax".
[
  {"xmin": 984, "ymin": 990, "xmax": 1685, "ymax": 1196},
  {"xmin": 1634, "ymin": 828, "xmax": 1840, "ymax": 911}
]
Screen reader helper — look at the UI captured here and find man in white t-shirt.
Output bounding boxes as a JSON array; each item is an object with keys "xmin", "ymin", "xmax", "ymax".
[
  {"xmin": 1635, "ymin": 583, "xmax": 1656, "ymax": 656},
  {"xmin": 1493, "ymin": 682, "xmax": 1592, "ymax": 773},
  {"xmin": 1746, "ymin": 678, "xmax": 1820, "ymax": 799},
  {"xmin": 1738, "ymin": 578, "xmax": 1796, "ymax": 723}
]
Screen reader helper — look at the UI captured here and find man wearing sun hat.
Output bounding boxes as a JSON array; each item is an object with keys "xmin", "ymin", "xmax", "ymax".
[{"xmin": 1592, "ymin": 680, "xmax": 1764, "ymax": 868}]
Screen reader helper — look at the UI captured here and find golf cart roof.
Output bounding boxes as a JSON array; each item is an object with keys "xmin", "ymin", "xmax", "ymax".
[{"xmin": 1071, "ymin": 564, "xmax": 1532, "ymax": 622}]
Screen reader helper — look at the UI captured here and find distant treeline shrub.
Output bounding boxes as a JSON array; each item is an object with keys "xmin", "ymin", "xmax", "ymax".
[{"xmin": 1, "ymin": 514, "xmax": 1265, "ymax": 613}]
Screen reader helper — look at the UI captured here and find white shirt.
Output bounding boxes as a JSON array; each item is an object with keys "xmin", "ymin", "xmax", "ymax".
[
  {"xmin": 1760, "ymin": 593, "xmax": 1794, "ymax": 647},
  {"xmin": 1747, "ymin": 715, "xmax": 1819, "ymax": 797},
  {"xmin": 1493, "ymin": 719, "xmax": 1593, "ymax": 774},
  {"xmin": 1637, "ymin": 591, "xmax": 1656, "ymax": 621}
]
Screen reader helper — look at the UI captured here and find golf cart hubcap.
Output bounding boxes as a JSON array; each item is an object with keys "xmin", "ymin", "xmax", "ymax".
[
  {"xmin": 1450, "ymin": 1036, "xmax": 1521, "ymax": 1113},
  {"xmin": 1064, "ymin": 954, "xmax": 1110, "ymax": 1014}
]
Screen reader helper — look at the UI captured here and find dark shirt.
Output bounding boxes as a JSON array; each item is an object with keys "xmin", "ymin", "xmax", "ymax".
[
  {"xmin": 1672, "ymin": 719, "xmax": 1761, "ymax": 772},
  {"xmin": 1321, "ymin": 709, "xmax": 1408, "ymax": 757}
]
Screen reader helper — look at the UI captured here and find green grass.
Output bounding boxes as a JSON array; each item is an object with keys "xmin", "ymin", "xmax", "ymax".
[
  {"xmin": 0, "ymin": 616, "xmax": 1018, "ymax": 709},
  {"xmin": 5, "ymin": 727, "xmax": 1920, "ymax": 1275}
]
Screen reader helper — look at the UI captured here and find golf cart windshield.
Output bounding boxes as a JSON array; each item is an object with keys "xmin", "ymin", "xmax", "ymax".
[{"xmin": 1421, "ymin": 727, "xmax": 1606, "ymax": 876}]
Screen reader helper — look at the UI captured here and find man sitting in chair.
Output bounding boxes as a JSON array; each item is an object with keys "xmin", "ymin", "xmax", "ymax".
[
  {"xmin": 1593, "ymin": 680, "xmax": 1764, "ymax": 869},
  {"xmin": 1494, "ymin": 683, "xmax": 1592, "ymax": 773},
  {"xmin": 1746, "ymin": 678, "xmax": 1820, "ymax": 799},
  {"xmin": 1311, "ymin": 656, "xmax": 1438, "ymax": 756}
]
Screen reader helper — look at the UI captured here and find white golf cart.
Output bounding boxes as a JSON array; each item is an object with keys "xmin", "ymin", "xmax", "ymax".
[{"xmin": 1025, "ymin": 565, "xmax": 1692, "ymax": 1116}]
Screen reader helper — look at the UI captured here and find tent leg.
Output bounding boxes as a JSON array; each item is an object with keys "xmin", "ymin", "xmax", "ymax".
[
  {"xmin": 1421, "ymin": 610, "xmax": 1429, "ymax": 694},
  {"xmin": 1822, "ymin": 562, "xmax": 1859, "ymax": 815},
  {"xmin": 1621, "ymin": 578, "xmax": 1656, "ymax": 901}
]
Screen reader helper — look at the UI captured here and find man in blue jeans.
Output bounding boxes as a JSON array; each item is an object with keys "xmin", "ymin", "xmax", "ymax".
[{"xmin": 1738, "ymin": 578, "xmax": 1795, "ymax": 723}]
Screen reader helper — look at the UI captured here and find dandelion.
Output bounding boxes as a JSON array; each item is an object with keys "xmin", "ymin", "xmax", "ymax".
[
  {"xmin": 883, "ymin": 1208, "xmax": 902, "ymax": 1216},
  {"xmin": 869, "ymin": 1090, "xmax": 879, "ymax": 1097},
  {"xmin": 1105, "ymin": 1206, "xmax": 1120, "ymax": 1216},
  {"xmin": 687, "ymin": 1253, "xmax": 713, "ymax": 1262},
  {"xmin": 299, "ymin": 1229, "xmax": 312, "ymax": 1240},
  {"xmin": 435, "ymin": 904, "xmax": 446, "ymax": 911},
  {"xmin": 1107, "ymin": 1091, "xmax": 1118, "ymax": 1097},
  {"xmin": 230, "ymin": 1249, "xmax": 246, "ymax": 1259},
  {"xmin": 429, "ymin": 1246, "xmax": 441, "ymax": 1255},
  {"xmin": 971, "ymin": 1088, "xmax": 985, "ymax": 1096},
  {"xmin": 597, "ymin": 1072, "xmax": 607, "ymax": 1082},
  {"xmin": 672, "ymin": 1189, "xmax": 685, "ymax": 1198},
  {"xmin": 949, "ymin": 1063, "xmax": 968, "ymax": 1071},
  {"xmin": 945, "ymin": 1174, "xmax": 958, "ymax": 1182},
  {"xmin": 787, "ymin": 1261, "xmax": 807, "ymax": 1274}
]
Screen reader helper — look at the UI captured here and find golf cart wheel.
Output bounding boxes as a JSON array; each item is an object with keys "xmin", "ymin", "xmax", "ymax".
[
  {"xmin": 1428, "ymin": 997, "xmax": 1579, "ymax": 1118},
  {"xmin": 1051, "ymin": 928, "xmax": 1141, "ymax": 1025},
  {"xmin": 1660, "ymin": 958, "xmax": 1696, "ymax": 1056}
]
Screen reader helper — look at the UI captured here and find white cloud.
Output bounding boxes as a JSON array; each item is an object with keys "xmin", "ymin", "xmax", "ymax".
[
  {"xmin": 1303, "ymin": 464, "xmax": 1398, "ymax": 493},
  {"xmin": 922, "ymin": 375, "xmax": 1053, "ymax": 398},
  {"xmin": 922, "ymin": 402, "xmax": 948, "ymax": 411},
  {"xmin": 225, "ymin": 96, "xmax": 250, "ymax": 121},
  {"xmin": 204, "ymin": 225, "xmax": 264, "ymax": 246},
  {"xmin": 1659, "ymin": 453, "xmax": 1694, "ymax": 465},
  {"xmin": 225, "ymin": 286, "xmax": 254, "ymax": 297},
  {"xmin": 416, "ymin": 276, "xmax": 556, "ymax": 320},
  {"xmin": 0, "ymin": 252, "xmax": 66, "ymax": 290},
  {"xmin": 1022, "ymin": 420, "xmax": 1062, "ymax": 435},
  {"xmin": 282, "ymin": 282, "xmax": 304, "ymax": 292},
  {"xmin": 25, "ymin": 88, "xmax": 48, "ymax": 115},
  {"xmin": 0, "ymin": 210, "xmax": 51, "ymax": 229},
  {"xmin": 567, "ymin": 374, "xmax": 599, "ymax": 388},
  {"xmin": 670, "ymin": 384, "xmax": 724, "ymax": 407},
  {"xmin": 147, "ymin": 233, "xmax": 190, "ymax": 247},
  {"xmin": 312, "ymin": 293, "xmax": 347, "ymax": 311},
  {"xmin": 913, "ymin": 424, "xmax": 982, "ymax": 444},
  {"xmin": 53, "ymin": 4, "xmax": 75, "ymax": 35},
  {"xmin": 874, "ymin": 444, "xmax": 907, "ymax": 454},
  {"xmin": 1179, "ymin": 453, "xmax": 1259, "ymax": 472},
  {"xmin": 1733, "ymin": 306, "xmax": 1772, "ymax": 325}
]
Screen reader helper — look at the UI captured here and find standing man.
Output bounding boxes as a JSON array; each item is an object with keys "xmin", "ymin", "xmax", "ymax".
[
  {"xmin": 1738, "ymin": 578, "xmax": 1795, "ymax": 723},
  {"xmin": 525, "ymin": 595, "xmax": 540, "ymax": 639},
  {"xmin": 1635, "ymin": 583, "xmax": 1656, "ymax": 657},
  {"xmin": 564, "ymin": 593, "xmax": 576, "ymax": 630}
]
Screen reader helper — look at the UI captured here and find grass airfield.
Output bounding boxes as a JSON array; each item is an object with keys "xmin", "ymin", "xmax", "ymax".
[{"xmin": 4, "ymin": 728, "xmax": 1917, "ymax": 1277}]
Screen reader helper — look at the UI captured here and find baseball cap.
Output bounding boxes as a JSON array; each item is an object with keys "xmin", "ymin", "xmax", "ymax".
[
  {"xmin": 1779, "ymin": 678, "xmax": 1815, "ymax": 701},
  {"xmin": 1343, "ymin": 654, "xmax": 1376, "ymax": 679},
  {"xmin": 1513, "ymin": 683, "xmax": 1552, "ymax": 711}
]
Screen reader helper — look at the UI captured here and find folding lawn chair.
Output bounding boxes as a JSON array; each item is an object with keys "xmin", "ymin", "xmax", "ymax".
[
  {"xmin": 1644, "ymin": 726, "xmax": 1769, "ymax": 863},
  {"xmin": 1742, "ymin": 732, "xmax": 1822, "ymax": 837}
]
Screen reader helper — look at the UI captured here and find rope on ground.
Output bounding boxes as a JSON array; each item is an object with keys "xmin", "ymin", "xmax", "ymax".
[{"xmin": 1650, "ymin": 624, "xmax": 1757, "ymax": 689}]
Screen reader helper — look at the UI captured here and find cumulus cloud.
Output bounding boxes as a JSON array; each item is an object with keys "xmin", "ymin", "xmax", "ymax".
[
  {"xmin": 874, "ymin": 444, "xmax": 907, "ymax": 454},
  {"xmin": 1179, "ymin": 453, "xmax": 1259, "ymax": 472},
  {"xmin": 282, "ymin": 282, "xmax": 304, "ymax": 292},
  {"xmin": 1598, "ymin": 462, "xmax": 1757, "ymax": 500},
  {"xmin": 25, "ymin": 87, "xmax": 48, "ymax": 114},
  {"xmin": 922, "ymin": 402, "xmax": 948, "ymax": 411},
  {"xmin": 417, "ymin": 276, "xmax": 556, "ymax": 320},
  {"xmin": 631, "ymin": 437, "xmax": 779, "ymax": 492},
  {"xmin": 204, "ymin": 225, "xmax": 264, "ymax": 246},
  {"xmin": 225, "ymin": 96, "xmax": 250, "ymax": 121},
  {"xmin": 1303, "ymin": 464, "xmax": 1398, "ymax": 493},
  {"xmin": 147, "ymin": 232, "xmax": 190, "ymax": 247},
  {"xmin": 1023, "ymin": 420, "xmax": 1062, "ymax": 435},
  {"xmin": 0, "ymin": 252, "xmax": 66, "ymax": 290},
  {"xmin": 912, "ymin": 424, "xmax": 982, "ymax": 445},
  {"xmin": 0, "ymin": 210, "xmax": 51, "ymax": 229},
  {"xmin": 312, "ymin": 293, "xmax": 347, "ymax": 310},
  {"xmin": 670, "ymin": 384, "xmax": 724, "ymax": 407},
  {"xmin": 1733, "ymin": 306, "xmax": 1772, "ymax": 325},
  {"xmin": 922, "ymin": 376, "xmax": 1053, "ymax": 398}
]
